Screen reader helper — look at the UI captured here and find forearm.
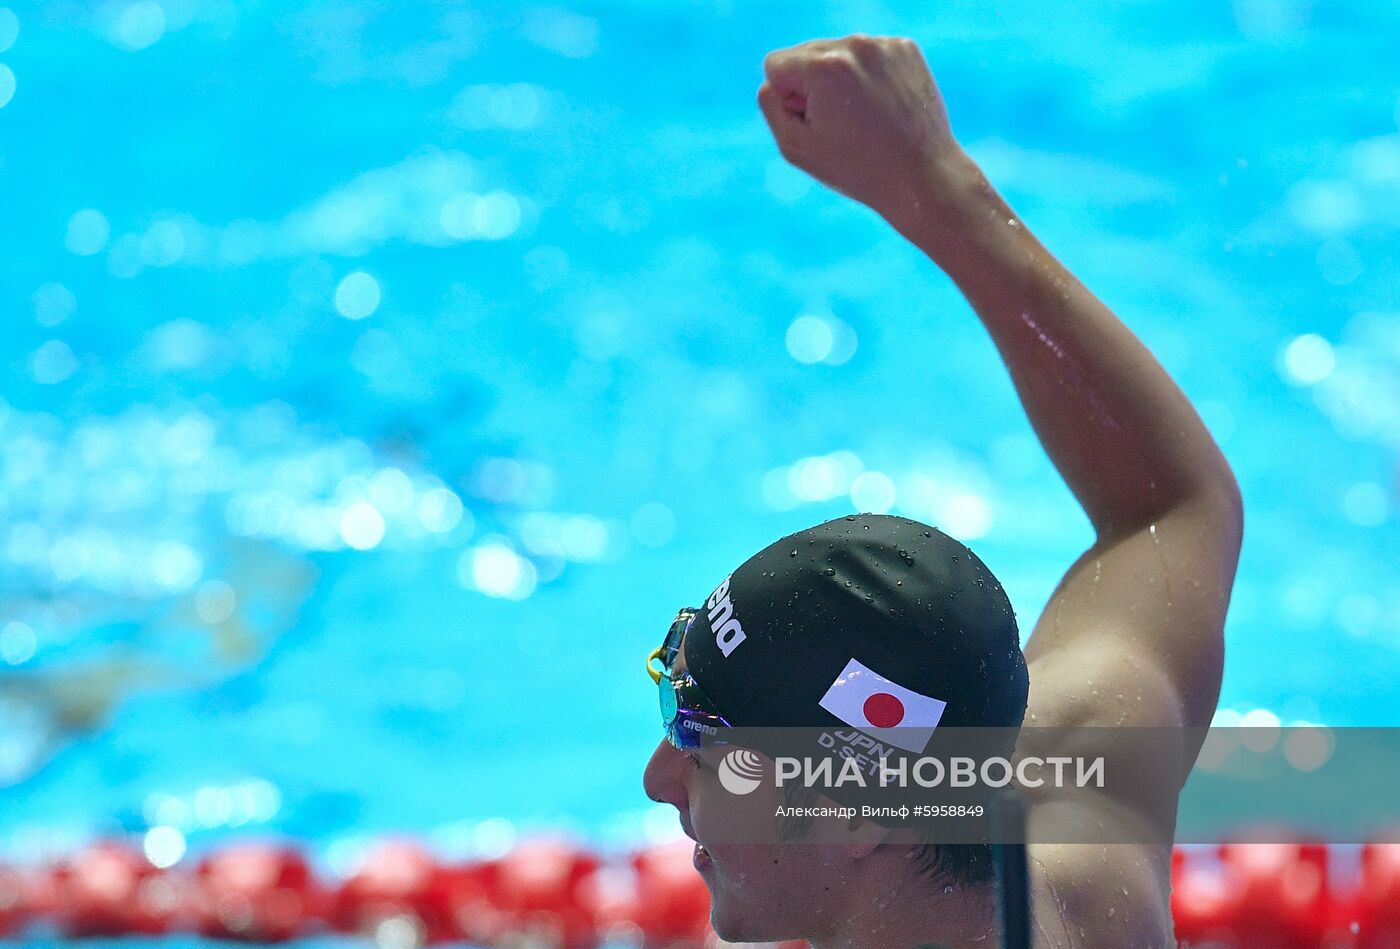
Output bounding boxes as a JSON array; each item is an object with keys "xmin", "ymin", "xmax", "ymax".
[{"xmin": 890, "ymin": 153, "xmax": 1240, "ymax": 540}]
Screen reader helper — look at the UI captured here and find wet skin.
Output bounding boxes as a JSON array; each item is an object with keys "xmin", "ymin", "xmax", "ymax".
[{"xmin": 645, "ymin": 33, "xmax": 1243, "ymax": 949}]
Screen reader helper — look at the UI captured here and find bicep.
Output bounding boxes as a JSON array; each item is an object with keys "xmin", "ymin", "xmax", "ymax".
[{"xmin": 1024, "ymin": 494, "xmax": 1241, "ymax": 734}]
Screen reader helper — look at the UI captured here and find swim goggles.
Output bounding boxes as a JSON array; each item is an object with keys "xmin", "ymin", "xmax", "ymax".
[{"xmin": 646, "ymin": 607, "xmax": 732, "ymax": 750}]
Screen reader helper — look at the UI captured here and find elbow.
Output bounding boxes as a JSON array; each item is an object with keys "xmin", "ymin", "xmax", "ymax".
[
  {"xmin": 1178, "ymin": 452, "xmax": 1243, "ymax": 558},
  {"xmin": 1179, "ymin": 464, "xmax": 1245, "ymax": 582},
  {"xmin": 1139, "ymin": 460, "xmax": 1244, "ymax": 557},
  {"xmin": 1181, "ymin": 435, "xmax": 1244, "ymax": 549},
  {"xmin": 1211, "ymin": 459, "xmax": 1245, "ymax": 554}
]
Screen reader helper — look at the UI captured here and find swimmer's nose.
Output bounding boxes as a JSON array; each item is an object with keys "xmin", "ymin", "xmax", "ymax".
[{"xmin": 642, "ymin": 739, "xmax": 691, "ymax": 812}]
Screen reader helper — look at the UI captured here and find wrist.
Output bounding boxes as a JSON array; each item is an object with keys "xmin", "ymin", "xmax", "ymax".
[{"xmin": 882, "ymin": 149, "xmax": 1005, "ymax": 259}]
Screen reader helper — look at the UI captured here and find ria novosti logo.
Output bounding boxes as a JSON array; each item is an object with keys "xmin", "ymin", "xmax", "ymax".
[{"xmin": 718, "ymin": 749, "xmax": 765, "ymax": 795}]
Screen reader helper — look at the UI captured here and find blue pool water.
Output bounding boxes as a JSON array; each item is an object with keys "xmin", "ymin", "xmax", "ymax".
[{"xmin": 1, "ymin": 0, "xmax": 1399, "ymax": 873}]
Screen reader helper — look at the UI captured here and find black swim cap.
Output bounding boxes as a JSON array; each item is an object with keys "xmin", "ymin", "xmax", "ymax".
[{"xmin": 683, "ymin": 514, "xmax": 1027, "ymax": 740}]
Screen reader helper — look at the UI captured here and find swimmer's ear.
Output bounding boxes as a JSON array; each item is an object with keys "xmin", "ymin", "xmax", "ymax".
[{"xmin": 842, "ymin": 813, "xmax": 892, "ymax": 859}]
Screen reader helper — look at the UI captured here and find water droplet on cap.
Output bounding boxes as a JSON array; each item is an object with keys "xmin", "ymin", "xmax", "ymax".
[
  {"xmin": 789, "ymin": 549, "xmax": 798, "ymax": 557},
  {"xmin": 823, "ymin": 567, "xmax": 836, "ymax": 576}
]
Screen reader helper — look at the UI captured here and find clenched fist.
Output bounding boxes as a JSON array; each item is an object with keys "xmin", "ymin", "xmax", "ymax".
[{"xmin": 758, "ymin": 35, "xmax": 968, "ymax": 229}]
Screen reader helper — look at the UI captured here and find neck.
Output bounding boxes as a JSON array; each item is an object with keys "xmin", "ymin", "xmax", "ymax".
[{"xmin": 809, "ymin": 864, "xmax": 999, "ymax": 949}]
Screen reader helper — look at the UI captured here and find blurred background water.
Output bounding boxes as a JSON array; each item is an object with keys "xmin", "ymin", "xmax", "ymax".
[{"xmin": 1, "ymin": 0, "xmax": 1398, "ymax": 874}]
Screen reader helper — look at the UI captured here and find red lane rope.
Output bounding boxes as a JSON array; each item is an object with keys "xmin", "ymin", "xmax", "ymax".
[{"xmin": 2, "ymin": 838, "xmax": 1399, "ymax": 946}]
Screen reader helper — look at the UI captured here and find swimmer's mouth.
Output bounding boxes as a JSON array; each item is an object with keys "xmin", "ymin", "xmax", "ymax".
[{"xmin": 681, "ymin": 819, "xmax": 713, "ymax": 869}]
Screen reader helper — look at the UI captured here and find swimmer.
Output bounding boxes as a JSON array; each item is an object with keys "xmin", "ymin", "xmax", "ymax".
[{"xmin": 642, "ymin": 35, "xmax": 1243, "ymax": 949}]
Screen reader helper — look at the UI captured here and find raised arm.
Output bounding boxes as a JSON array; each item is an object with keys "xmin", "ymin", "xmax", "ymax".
[{"xmin": 758, "ymin": 36, "xmax": 1242, "ymax": 747}]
